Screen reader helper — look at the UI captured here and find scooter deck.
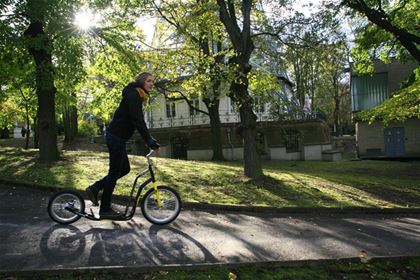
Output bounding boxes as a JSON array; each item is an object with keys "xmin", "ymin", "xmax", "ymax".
[{"xmin": 81, "ymin": 207, "xmax": 132, "ymax": 221}]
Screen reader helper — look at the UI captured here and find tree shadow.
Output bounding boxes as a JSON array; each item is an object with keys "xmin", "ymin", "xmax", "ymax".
[
  {"xmin": 0, "ymin": 147, "xmax": 80, "ymax": 191},
  {"xmin": 243, "ymin": 174, "xmax": 353, "ymax": 207},
  {"xmin": 263, "ymin": 160, "xmax": 420, "ymax": 207},
  {"xmin": 179, "ymin": 210, "xmax": 420, "ymax": 262}
]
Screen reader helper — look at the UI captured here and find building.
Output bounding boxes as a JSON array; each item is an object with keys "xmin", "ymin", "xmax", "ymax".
[
  {"xmin": 129, "ymin": 77, "xmax": 336, "ymax": 161},
  {"xmin": 351, "ymin": 59, "xmax": 419, "ymax": 158}
]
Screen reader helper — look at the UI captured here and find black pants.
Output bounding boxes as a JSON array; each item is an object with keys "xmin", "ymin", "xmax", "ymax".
[{"xmin": 90, "ymin": 131, "xmax": 130, "ymax": 211}]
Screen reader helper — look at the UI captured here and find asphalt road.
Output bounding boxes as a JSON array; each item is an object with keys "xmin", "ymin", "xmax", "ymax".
[{"xmin": 1, "ymin": 183, "xmax": 420, "ymax": 271}]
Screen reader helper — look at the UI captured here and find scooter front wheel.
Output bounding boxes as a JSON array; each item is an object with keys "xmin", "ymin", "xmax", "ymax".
[
  {"xmin": 141, "ymin": 186, "xmax": 181, "ymax": 225},
  {"xmin": 48, "ymin": 190, "xmax": 85, "ymax": 224}
]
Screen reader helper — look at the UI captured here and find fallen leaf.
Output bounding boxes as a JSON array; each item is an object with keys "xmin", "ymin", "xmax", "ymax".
[{"xmin": 359, "ymin": 250, "xmax": 371, "ymax": 263}]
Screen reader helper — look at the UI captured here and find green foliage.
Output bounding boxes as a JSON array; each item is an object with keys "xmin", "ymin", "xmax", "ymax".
[
  {"xmin": 1, "ymin": 0, "xmax": 153, "ymax": 140},
  {"xmin": 268, "ymin": 4, "xmax": 352, "ymax": 131},
  {"xmin": 72, "ymin": 1, "xmax": 154, "ymax": 123},
  {"xmin": 248, "ymin": 69, "xmax": 281, "ymax": 103},
  {"xmin": 345, "ymin": 0, "xmax": 420, "ymax": 73},
  {"xmin": 0, "ymin": 98, "xmax": 19, "ymax": 129},
  {"xmin": 0, "ymin": 2, "xmax": 38, "ymax": 128},
  {"xmin": 150, "ymin": 0, "xmax": 229, "ymax": 100},
  {"xmin": 77, "ymin": 119, "xmax": 98, "ymax": 137},
  {"xmin": 83, "ymin": 47, "xmax": 143, "ymax": 122}
]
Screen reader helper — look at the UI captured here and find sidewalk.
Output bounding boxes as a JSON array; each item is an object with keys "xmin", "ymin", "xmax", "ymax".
[{"xmin": 1, "ymin": 183, "xmax": 420, "ymax": 273}]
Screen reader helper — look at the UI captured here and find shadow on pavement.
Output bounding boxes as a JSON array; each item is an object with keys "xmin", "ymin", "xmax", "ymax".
[{"xmin": 39, "ymin": 222, "xmax": 217, "ymax": 268}]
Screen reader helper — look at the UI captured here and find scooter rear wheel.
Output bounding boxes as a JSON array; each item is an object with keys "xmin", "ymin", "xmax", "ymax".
[{"xmin": 48, "ymin": 190, "xmax": 85, "ymax": 224}]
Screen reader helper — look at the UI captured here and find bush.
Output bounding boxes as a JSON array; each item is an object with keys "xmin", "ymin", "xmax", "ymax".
[{"xmin": 78, "ymin": 120, "xmax": 98, "ymax": 137}]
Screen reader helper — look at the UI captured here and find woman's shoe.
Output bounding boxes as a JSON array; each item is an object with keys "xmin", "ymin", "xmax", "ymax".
[{"xmin": 99, "ymin": 208, "xmax": 122, "ymax": 219}]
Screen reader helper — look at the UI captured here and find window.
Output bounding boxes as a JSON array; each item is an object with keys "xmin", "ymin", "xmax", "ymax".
[
  {"xmin": 351, "ymin": 72, "xmax": 388, "ymax": 111},
  {"xmin": 166, "ymin": 102, "xmax": 176, "ymax": 118},
  {"xmin": 254, "ymin": 97, "xmax": 265, "ymax": 113},
  {"xmin": 189, "ymin": 99, "xmax": 200, "ymax": 116},
  {"xmin": 257, "ymin": 132, "xmax": 267, "ymax": 155},
  {"xmin": 230, "ymin": 98, "xmax": 237, "ymax": 113},
  {"xmin": 285, "ymin": 129, "xmax": 300, "ymax": 152}
]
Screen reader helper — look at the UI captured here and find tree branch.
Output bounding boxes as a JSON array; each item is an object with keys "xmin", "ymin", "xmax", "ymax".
[
  {"xmin": 343, "ymin": 0, "xmax": 420, "ymax": 62},
  {"xmin": 152, "ymin": 0, "xmax": 201, "ymax": 46},
  {"xmin": 216, "ymin": 0, "xmax": 241, "ymax": 45},
  {"xmin": 391, "ymin": 0, "xmax": 410, "ymax": 15},
  {"xmin": 155, "ymin": 84, "xmax": 209, "ymax": 116}
]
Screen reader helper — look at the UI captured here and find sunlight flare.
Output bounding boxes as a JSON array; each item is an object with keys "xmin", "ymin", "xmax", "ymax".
[{"xmin": 74, "ymin": 8, "xmax": 101, "ymax": 31}]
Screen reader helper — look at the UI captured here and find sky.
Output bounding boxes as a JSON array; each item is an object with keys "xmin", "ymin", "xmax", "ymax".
[{"xmin": 136, "ymin": 16, "xmax": 157, "ymax": 45}]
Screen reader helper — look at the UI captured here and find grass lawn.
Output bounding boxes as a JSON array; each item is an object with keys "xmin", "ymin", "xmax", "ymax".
[
  {"xmin": 2, "ymin": 257, "xmax": 420, "ymax": 279},
  {"xmin": 0, "ymin": 138, "xmax": 419, "ymax": 208}
]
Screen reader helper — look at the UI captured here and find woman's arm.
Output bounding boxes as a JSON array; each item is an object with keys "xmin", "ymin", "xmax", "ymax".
[{"xmin": 125, "ymin": 90, "xmax": 152, "ymax": 142}]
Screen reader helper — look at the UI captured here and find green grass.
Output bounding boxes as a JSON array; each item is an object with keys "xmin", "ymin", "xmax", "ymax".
[
  {"xmin": 2, "ymin": 257, "xmax": 420, "ymax": 279},
  {"xmin": 0, "ymin": 141, "xmax": 419, "ymax": 208}
]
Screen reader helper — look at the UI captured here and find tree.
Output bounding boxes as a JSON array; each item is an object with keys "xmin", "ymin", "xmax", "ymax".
[
  {"xmin": 82, "ymin": 48, "xmax": 147, "ymax": 126},
  {"xmin": 215, "ymin": 0, "xmax": 263, "ymax": 178},
  {"xmin": 74, "ymin": 1, "xmax": 158, "ymax": 132},
  {"xmin": 0, "ymin": 0, "xmax": 37, "ymax": 149},
  {"xmin": 1, "ymin": 0, "xmax": 155, "ymax": 161},
  {"xmin": 1, "ymin": 0, "xmax": 85, "ymax": 160},
  {"xmin": 317, "ymin": 42, "xmax": 351, "ymax": 136},
  {"xmin": 263, "ymin": 2, "xmax": 352, "ymax": 134},
  {"xmin": 22, "ymin": 0, "xmax": 63, "ymax": 161},
  {"xmin": 150, "ymin": 0, "xmax": 228, "ymax": 161},
  {"xmin": 54, "ymin": 34, "xmax": 86, "ymax": 143},
  {"xmin": 0, "ymin": 97, "xmax": 18, "ymax": 138}
]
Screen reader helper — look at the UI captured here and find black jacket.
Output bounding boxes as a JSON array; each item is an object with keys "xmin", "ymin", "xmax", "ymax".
[{"xmin": 107, "ymin": 82, "xmax": 152, "ymax": 142}]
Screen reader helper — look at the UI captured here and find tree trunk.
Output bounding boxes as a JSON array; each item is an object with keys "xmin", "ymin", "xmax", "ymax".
[
  {"xmin": 63, "ymin": 100, "xmax": 78, "ymax": 143},
  {"xmin": 333, "ymin": 78, "xmax": 341, "ymax": 137},
  {"xmin": 231, "ymin": 62, "xmax": 263, "ymax": 178},
  {"xmin": 33, "ymin": 115, "xmax": 39, "ymax": 149},
  {"xmin": 24, "ymin": 20, "xmax": 59, "ymax": 161},
  {"xmin": 207, "ymin": 101, "xmax": 225, "ymax": 161},
  {"xmin": 70, "ymin": 102, "xmax": 78, "ymax": 138},
  {"xmin": 232, "ymin": 80, "xmax": 263, "ymax": 179},
  {"xmin": 24, "ymin": 105, "xmax": 30, "ymax": 150},
  {"xmin": 333, "ymin": 95, "xmax": 340, "ymax": 137}
]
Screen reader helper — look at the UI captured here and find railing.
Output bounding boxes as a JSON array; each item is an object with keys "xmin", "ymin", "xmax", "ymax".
[
  {"xmin": 148, "ymin": 110, "xmax": 279, "ymax": 129},
  {"xmin": 148, "ymin": 109, "xmax": 320, "ymax": 129}
]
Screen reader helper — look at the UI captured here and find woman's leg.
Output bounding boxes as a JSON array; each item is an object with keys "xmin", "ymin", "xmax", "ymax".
[
  {"xmin": 119, "ymin": 151, "xmax": 130, "ymax": 179},
  {"xmin": 100, "ymin": 133, "xmax": 127, "ymax": 212}
]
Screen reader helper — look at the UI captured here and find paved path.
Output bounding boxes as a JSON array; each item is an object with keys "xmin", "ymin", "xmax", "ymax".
[{"xmin": 1, "ymin": 184, "xmax": 420, "ymax": 271}]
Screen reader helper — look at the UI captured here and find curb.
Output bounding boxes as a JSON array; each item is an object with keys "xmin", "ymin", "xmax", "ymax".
[
  {"xmin": 2, "ymin": 178, "xmax": 420, "ymax": 215},
  {"xmin": 0, "ymin": 255, "xmax": 419, "ymax": 276}
]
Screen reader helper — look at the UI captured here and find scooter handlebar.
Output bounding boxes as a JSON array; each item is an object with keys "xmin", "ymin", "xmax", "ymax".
[{"xmin": 146, "ymin": 149, "xmax": 154, "ymax": 158}]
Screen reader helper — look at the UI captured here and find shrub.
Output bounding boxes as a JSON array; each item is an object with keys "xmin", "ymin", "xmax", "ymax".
[{"xmin": 78, "ymin": 120, "xmax": 98, "ymax": 137}]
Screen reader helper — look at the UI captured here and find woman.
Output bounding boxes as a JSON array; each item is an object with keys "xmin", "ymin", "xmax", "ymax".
[{"xmin": 86, "ymin": 72, "xmax": 159, "ymax": 218}]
